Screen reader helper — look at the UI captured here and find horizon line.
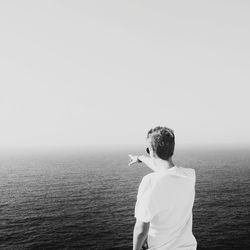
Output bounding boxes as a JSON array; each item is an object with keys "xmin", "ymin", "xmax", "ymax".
[{"xmin": 0, "ymin": 143, "xmax": 249, "ymax": 152}]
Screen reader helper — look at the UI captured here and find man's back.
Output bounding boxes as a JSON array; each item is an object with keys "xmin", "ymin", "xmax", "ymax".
[{"xmin": 135, "ymin": 166, "xmax": 197, "ymax": 250}]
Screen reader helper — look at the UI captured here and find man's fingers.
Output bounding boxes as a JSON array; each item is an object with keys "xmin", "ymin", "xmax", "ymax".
[
  {"xmin": 128, "ymin": 160, "xmax": 135, "ymax": 165},
  {"xmin": 128, "ymin": 160, "xmax": 136, "ymax": 166},
  {"xmin": 128, "ymin": 154, "xmax": 138, "ymax": 166}
]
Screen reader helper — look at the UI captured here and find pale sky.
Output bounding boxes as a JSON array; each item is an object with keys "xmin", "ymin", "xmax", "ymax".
[{"xmin": 0, "ymin": 0, "xmax": 249, "ymax": 149}]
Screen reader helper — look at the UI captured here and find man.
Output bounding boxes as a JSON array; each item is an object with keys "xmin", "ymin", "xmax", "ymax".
[{"xmin": 128, "ymin": 126, "xmax": 197, "ymax": 250}]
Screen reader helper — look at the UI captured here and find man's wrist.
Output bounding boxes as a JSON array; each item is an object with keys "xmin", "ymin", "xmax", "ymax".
[{"xmin": 137, "ymin": 155, "xmax": 142, "ymax": 163}]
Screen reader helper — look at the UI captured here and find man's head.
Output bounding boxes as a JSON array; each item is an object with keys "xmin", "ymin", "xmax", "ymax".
[{"xmin": 146, "ymin": 126, "xmax": 175, "ymax": 160}]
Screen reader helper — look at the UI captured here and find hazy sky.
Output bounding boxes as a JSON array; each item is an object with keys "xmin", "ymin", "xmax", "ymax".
[{"xmin": 0, "ymin": 0, "xmax": 249, "ymax": 149}]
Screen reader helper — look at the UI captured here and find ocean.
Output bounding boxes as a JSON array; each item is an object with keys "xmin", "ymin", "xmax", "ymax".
[{"xmin": 0, "ymin": 147, "xmax": 249, "ymax": 250}]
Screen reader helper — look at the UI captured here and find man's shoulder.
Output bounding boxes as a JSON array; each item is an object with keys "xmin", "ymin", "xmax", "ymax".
[
  {"xmin": 180, "ymin": 166, "xmax": 195, "ymax": 174},
  {"xmin": 141, "ymin": 172, "xmax": 155, "ymax": 184},
  {"xmin": 139, "ymin": 172, "xmax": 159, "ymax": 189},
  {"xmin": 178, "ymin": 167, "xmax": 196, "ymax": 181},
  {"xmin": 137, "ymin": 173, "xmax": 155, "ymax": 197},
  {"xmin": 140, "ymin": 167, "xmax": 196, "ymax": 185}
]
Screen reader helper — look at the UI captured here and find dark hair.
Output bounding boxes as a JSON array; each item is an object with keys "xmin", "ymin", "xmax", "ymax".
[{"xmin": 146, "ymin": 126, "xmax": 175, "ymax": 160}]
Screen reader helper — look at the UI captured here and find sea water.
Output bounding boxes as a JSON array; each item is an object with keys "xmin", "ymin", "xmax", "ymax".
[{"xmin": 0, "ymin": 147, "xmax": 249, "ymax": 250}]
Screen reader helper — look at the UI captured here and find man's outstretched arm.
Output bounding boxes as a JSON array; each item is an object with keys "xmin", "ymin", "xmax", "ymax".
[
  {"xmin": 133, "ymin": 219, "xmax": 150, "ymax": 250},
  {"xmin": 128, "ymin": 154, "xmax": 157, "ymax": 172}
]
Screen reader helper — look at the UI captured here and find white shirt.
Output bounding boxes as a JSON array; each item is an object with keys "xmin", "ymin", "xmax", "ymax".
[{"xmin": 134, "ymin": 166, "xmax": 197, "ymax": 250}]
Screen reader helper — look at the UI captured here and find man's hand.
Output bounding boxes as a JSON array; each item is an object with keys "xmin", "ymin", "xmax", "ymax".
[
  {"xmin": 142, "ymin": 238, "xmax": 148, "ymax": 250},
  {"xmin": 128, "ymin": 154, "xmax": 158, "ymax": 172},
  {"xmin": 128, "ymin": 154, "xmax": 141, "ymax": 166},
  {"xmin": 133, "ymin": 219, "xmax": 150, "ymax": 250}
]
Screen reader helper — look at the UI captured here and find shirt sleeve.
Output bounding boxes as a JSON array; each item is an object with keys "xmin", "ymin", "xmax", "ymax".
[{"xmin": 134, "ymin": 175, "xmax": 156, "ymax": 222}]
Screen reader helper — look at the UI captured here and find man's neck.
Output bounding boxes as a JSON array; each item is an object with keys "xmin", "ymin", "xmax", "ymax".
[{"xmin": 153, "ymin": 157, "xmax": 175, "ymax": 171}]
